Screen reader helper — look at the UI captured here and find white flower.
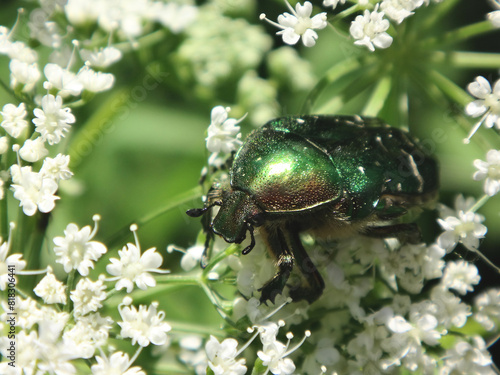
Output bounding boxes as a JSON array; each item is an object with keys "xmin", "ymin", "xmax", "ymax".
[
  {"xmin": 436, "ymin": 195, "xmax": 487, "ymax": 252},
  {"xmin": 380, "ymin": 0, "xmax": 423, "ymax": 24},
  {"xmin": 464, "ymin": 76, "xmax": 500, "ymax": 142},
  {"xmin": 474, "ymin": 288, "xmax": 500, "ymax": 331},
  {"xmin": 77, "ymin": 313, "xmax": 114, "ymax": 347},
  {"xmin": 53, "ymin": 216, "xmax": 107, "ymax": 276},
  {"xmin": 181, "ymin": 245, "xmax": 205, "ymax": 271},
  {"xmin": 44, "ymin": 63, "xmax": 84, "ymax": 97},
  {"xmin": 40, "ymin": 154, "xmax": 73, "ymax": 181},
  {"xmin": 473, "ymin": 149, "xmax": 500, "ymax": 196},
  {"xmin": 118, "ymin": 301, "xmax": 171, "ymax": 347},
  {"xmin": 70, "ymin": 277, "xmax": 107, "ymax": 316},
  {"xmin": 107, "ymin": 224, "xmax": 167, "ymax": 292},
  {"xmin": 350, "ymin": 5, "xmax": 393, "ymax": 51},
  {"xmin": 0, "ymin": 137, "xmax": 7, "ymax": 155},
  {"xmin": 205, "ymin": 336, "xmax": 247, "ymax": 375},
  {"xmin": 421, "ymin": 244, "xmax": 446, "ymax": 280},
  {"xmin": 441, "ymin": 260, "xmax": 480, "ymax": 295},
  {"xmin": 10, "ymin": 165, "xmax": 59, "ymax": 216},
  {"xmin": 107, "ymin": 243, "xmax": 165, "ymax": 293},
  {"xmin": 62, "ymin": 321, "xmax": 96, "ymax": 359},
  {"xmin": 0, "ymin": 26, "xmax": 12, "ymax": 54},
  {"xmin": 91, "ymin": 351, "xmax": 146, "ymax": 375},
  {"xmin": 386, "ymin": 310, "xmax": 441, "ymax": 346},
  {"xmin": 488, "ymin": 10, "xmax": 500, "ymax": 27},
  {"xmin": 154, "ymin": 3, "xmax": 198, "ymax": 34},
  {"xmin": 258, "ymin": 340, "xmax": 296, "ymax": 375},
  {"xmin": 3, "ymin": 296, "xmax": 42, "ymax": 329},
  {"xmin": 348, "ymin": 328, "xmax": 389, "ymax": 369},
  {"xmin": 35, "ymin": 318, "xmax": 79, "ymax": 375},
  {"xmin": 430, "ymin": 287, "xmax": 471, "ymax": 328},
  {"xmin": 206, "ymin": 106, "xmax": 244, "ymax": 157},
  {"xmin": 382, "ymin": 305, "xmax": 442, "ymax": 371},
  {"xmin": 80, "ymin": 46, "xmax": 122, "ymax": 68},
  {"xmin": 33, "ymin": 94, "xmax": 76, "ymax": 145},
  {"xmin": 440, "ymin": 336, "xmax": 495, "ymax": 375},
  {"xmin": 19, "ymin": 137, "xmax": 49, "ymax": 162},
  {"xmin": 9, "ymin": 59, "xmax": 41, "ymax": 92},
  {"xmin": 256, "ymin": 323, "xmax": 309, "ymax": 375},
  {"xmin": 77, "ymin": 65, "xmax": 115, "ymax": 92},
  {"xmin": 0, "ymin": 330, "xmax": 38, "ymax": 373},
  {"xmin": 33, "ymin": 271, "xmax": 67, "ymax": 304},
  {"xmin": 323, "ymin": 0, "xmax": 346, "ymax": 9},
  {"xmin": 260, "ymin": 1, "xmax": 327, "ymax": 47},
  {"xmin": 7, "ymin": 41, "xmax": 38, "ymax": 63},
  {"xmin": 487, "ymin": 0, "xmax": 500, "ymax": 28},
  {"xmin": 1, "ymin": 102, "xmax": 28, "ymax": 138},
  {"xmin": 64, "ymin": 0, "xmax": 101, "ymax": 25},
  {"xmin": 0, "ymin": 224, "xmax": 26, "ymax": 291}
]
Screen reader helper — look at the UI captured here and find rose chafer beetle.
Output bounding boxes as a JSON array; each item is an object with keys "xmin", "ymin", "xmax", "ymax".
[{"xmin": 187, "ymin": 115, "xmax": 439, "ymax": 303}]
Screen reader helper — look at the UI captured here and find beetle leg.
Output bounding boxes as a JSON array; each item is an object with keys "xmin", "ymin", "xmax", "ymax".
[
  {"xmin": 258, "ymin": 227, "xmax": 294, "ymax": 304},
  {"xmin": 242, "ymin": 223, "xmax": 256, "ymax": 255},
  {"xmin": 363, "ymin": 223, "xmax": 421, "ymax": 244},
  {"xmin": 283, "ymin": 225, "xmax": 325, "ymax": 303}
]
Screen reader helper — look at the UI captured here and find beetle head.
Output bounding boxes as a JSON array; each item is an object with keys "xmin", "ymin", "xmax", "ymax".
[
  {"xmin": 212, "ymin": 189, "xmax": 263, "ymax": 246},
  {"xmin": 186, "ymin": 180, "xmax": 265, "ymax": 266}
]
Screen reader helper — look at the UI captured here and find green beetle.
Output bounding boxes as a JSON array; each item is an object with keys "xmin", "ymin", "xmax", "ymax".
[{"xmin": 187, "ymin": 115, "xmax": 439, "ymax": 303}]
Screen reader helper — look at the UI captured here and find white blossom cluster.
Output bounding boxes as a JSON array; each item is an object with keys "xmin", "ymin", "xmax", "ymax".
[
  {"xmin": 261, "ymin": 0, "xmax": 500, "ymax": 53},
  {"xmin": 194, "ymin": 219, "xmax": 498, "ymax": 374},
  {"xmin": 260, "ymin": 0, "xmax": 445, "ymax": 53},
  {"xmin": 0, "ymin": 218, "xmax": 171, "ymax": 374}
]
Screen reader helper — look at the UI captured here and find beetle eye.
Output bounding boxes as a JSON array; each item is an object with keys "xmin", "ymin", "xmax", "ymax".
[{"xmin": 248, "ymin": 212, "xmax": 265, "ymax": 227}]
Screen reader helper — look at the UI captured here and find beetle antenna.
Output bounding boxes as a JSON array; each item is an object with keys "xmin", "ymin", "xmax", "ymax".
[
  {"xmin": 242, "ymin": 223, "xmax": 256, "ymax": 255},
  {"xmin": 186, "ymin": 207, "xmax": 207, "ymax": 217},
  {"xmin": 186, "ymin": 202, "xmax": 221, "ymax": 218}
]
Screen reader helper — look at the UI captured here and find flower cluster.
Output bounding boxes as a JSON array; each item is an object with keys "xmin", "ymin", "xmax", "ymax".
[
  {"xmin": 260, "ymin": 0, "xmax": 453, "ymax": 52},
  {"xmin": 0, "ymin": 218, "xmax": 170, "ymax": 374}
]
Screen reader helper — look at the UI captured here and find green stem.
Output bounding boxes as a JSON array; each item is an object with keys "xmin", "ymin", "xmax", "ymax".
[
  {"xmin": 362, "ymin": 75, "xmax": 392, "ymax": 118},
  {"xmin": 430, "ymin": 51, "xmax": 500, "ymax": 69},
  {"xmin": 315, "ymin": 61, "xmax": 382, "ymax": 114},
  {"xmin": 199, "ymin": 281, "xmax": 234, "ymax": 325},
  {"xmin": 424, "ymin": 21, "xmax": 496, "ymax": 49},
  {"xmin": 300, "ymin": 57, "xmax": 362, "ymax": 114},
  {"xmin": 114, "ymin": 29, "xmax": 168, "ymax": 53},
  {"xmin": 202, "ymin": 243, "xmax": 239, "ymax": 278},
  {"xmin": 468, "ymin": 194, "xmax": 489, "ymax": 213},
  {"xmin": 0, "ymin": 77, "xmax": 19, "ymax": 102},
  {"xmin": 168, "ymin": 320, "xmax": 226, "ymax": 337},
  {"xmin": 67, "ymin": 88, "xmax": 131, "ymax": 169},
  {"xmin": 64, "ymin": 270, "xmax": 76, "ymax": 313},
  {"xmin": 421, "ymin": 71, "xmax": 496, "ymax": 151},
  {"xmin": 427, "ymin": 69, "xmax": 472, "ymax": 107},
  {"xmin": 0, "ymin": 191, "xmax": 8, "ymax": 241},
  {"xmin": 474, "ymin": 249, "xmax": 500, "ymax": 275},
  {"xmin": 105, "ymin": 185, "xmax": 203, "ymax": 248},
  {"xmin": 329, "ymin": 4, "xmax": 360, "ymax": 23},
  {"xmin": 420, "ymin": 0, "xmax": 461, "ymax": 32},
  {"xmin": 155, "ymin": 274, "xmax": 201, "ymax": 286},
  {"xmin": 29, "ymin": 213, "xmax": 50, "ymax": 270}
]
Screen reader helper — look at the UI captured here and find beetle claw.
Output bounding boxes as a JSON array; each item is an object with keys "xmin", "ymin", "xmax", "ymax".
[
  {"xmin": 242, "ymin": 223, "xmax": 256, "ymax": 255},
  {"xmin": 258, "ymin": 283, "xmax": 283, "ymax": 305}
]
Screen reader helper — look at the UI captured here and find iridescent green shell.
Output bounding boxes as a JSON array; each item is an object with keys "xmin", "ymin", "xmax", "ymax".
[{"xmin": 230, "ymin": 115, "xmax": 438, "ymax": 220}]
